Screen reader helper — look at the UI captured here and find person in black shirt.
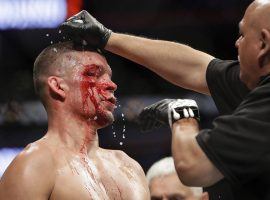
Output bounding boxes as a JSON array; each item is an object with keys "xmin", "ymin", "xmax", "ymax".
[{"xmin": 60, "ymin": 0, "xmax": 270, "ymax": 199}]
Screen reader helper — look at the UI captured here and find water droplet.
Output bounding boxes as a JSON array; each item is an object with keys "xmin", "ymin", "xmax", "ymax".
[
  {"xmin": 122, "ymin": 129, "xmax": 126, "ymax": 132},
  {"xmin": 82, "ymin": 40, "xmax": 88, "ymax": 46},
  {"xmin": 63, "ymin": 36, "xmax": 66, "ymax": 40},
  {"xmin": 122, "ymin": 134, "xmax": 125, "ymax": 139},
  {"xmin": 53, "ymin": 48, "xmax": 57, "ymax": 53},
  {"xmin": 113, "ymin": 135, "xmax": 116, "ymax": 138},
  {"xmin": 113, "ymin": 131, "xmax": 116, "ymax": 135},
  {"xmin": 46, "ymin": 33, "xmax": 49, "ymax": 37},
  {"xmin": 50, "ymin": 41, "xmax": 53, "ymax": 44},
  {"xmin": 119, "ymin": 104, "xmax": 121, "ymax": 107},
  {"xmin": 121, "ymin": 113, "xmax": 124, "ymax": 117},
  {"xmin": 120, "ymin": 142, "xmax": 123, "ymax": 145},
  {"xmin": 58, "ymin": 30, "xmax": 62, "ymax": 34},
  {"xmin": 93, "ymin": 116, "xmax": 97, "ymax": 120}
]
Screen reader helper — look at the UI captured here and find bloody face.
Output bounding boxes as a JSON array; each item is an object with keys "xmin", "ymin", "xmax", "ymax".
[{"xmin": 67, "ymin": 51, "xmax": 117, "ymax": 128}]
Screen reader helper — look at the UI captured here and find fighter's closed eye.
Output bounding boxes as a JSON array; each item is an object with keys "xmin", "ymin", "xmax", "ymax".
[
  {"xmin": 83, "ymin": 65, "xmax": 100, "ymax": 77},
  {"xmin": 87, "ymin": 71, "xmax": 96, "ymax": 76}
]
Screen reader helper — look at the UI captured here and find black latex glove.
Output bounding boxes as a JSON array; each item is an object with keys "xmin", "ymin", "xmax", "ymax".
[
  {"xmin": 138, "ymin": 99, "xmax": 174, "ymax": 132},
  {"xmin": 138, "ymin": 99, "xmax": 200, "ymax": 132},
  {"xmin": 60, "ymin": 10, "xmax": 111, "ymax": 49}
]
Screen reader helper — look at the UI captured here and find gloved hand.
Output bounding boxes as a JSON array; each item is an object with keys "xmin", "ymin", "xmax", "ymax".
[
  {"xmin": 138, "ymin": 99, "xmax": 200, "ymax": 132},
  {"xmin": 60, "ymin": 10, "xmax": 112, "ymax": 50}
]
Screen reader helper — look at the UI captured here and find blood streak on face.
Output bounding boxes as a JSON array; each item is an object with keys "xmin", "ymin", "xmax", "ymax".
[{"xmin": 80, "ymin": 64, "xmax": 115, "ymax": 127}]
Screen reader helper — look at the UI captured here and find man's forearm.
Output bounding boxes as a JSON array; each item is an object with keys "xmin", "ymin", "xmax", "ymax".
[
  {"xmin": 171, "ymin": 118, "xmax": 200, "ymax": 182},
  {"xmin": 106, "ymin": 33, "xmax": 213, "ymax": 94},
  {"xmin": 171, "ymin": 118, "xmax": 223, "ymax": 186},
  {"xmin": 60, "ymin": 11, "xmax": 213, "ymax": 94}
]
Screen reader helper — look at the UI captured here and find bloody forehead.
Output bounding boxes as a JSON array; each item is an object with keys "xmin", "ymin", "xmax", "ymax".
[
  {"xmin": 83, "ymin": 64, "xmax": 100, "ymax": 71},
  {"xmin": 82, "ymin": 63, "xmax": 112, "ymax": 77}
]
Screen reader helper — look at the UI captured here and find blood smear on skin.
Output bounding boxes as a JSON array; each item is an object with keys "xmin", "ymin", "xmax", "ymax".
[{"xmin": 79, "ymin": 66, "xmax": 109, "ymax": 126}]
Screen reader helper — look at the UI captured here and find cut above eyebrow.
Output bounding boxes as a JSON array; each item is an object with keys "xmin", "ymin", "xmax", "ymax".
[
  {"xmin": 83, "ymin": 64, "xmax": 101, "ymax": 72},
  {"xmin": 83, "ymin": 64, "xmax": 99, "ymax": 68},
  {"xmin": 82, "ymin": 63, "xmax": 112, "ymax": 77}
]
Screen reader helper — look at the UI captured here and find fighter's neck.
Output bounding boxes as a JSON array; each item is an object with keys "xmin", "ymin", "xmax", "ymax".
[{"xmin": 46, "ymin": 112, "xmax": 99, "ymax": 155}]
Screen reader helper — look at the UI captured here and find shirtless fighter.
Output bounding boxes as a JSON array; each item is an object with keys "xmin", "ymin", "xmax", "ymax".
[{"xmin": 0, "ymin": 42, "xmax": 150, "ymax": 199}]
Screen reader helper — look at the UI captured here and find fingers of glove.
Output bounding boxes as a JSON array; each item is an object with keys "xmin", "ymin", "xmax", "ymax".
[
  {"xmin": 60, "ymin": 22, "xmax": 82, "ymax": 34},
  {"xmin": 61, "ymin": 11, "xmax": 91, "ymax": 31},
  {"xmin": 71, "ymin": 19, "xmax": 84, "ymax": 24},
  {"xmin": 173, "ymin": 107, "xmax": 197, "ymax": 119},
  {"xmin": 79, "ymin": 10, "xmax": 91, "ymax": 20},
  {"xmin": 79, "ymin": 10, "xmax": 100, "ymax": 24},
  {"xmin": 189, "ymin": 107, "xmax": 199, "ymax": 118},
  {"xmin": 67, "ymin": 10, "xmax": 88, "ymax": 21},
  {"xmin": 188, "ymin": 108, "xmax": 194, "ymax": 117},
  {"xmin": 172, "ymin": 109, "xmax": 181, "ymax": 120},
  {"xmin": 183, "ymin": 108, "xmax": 189, "ymax": 118}
]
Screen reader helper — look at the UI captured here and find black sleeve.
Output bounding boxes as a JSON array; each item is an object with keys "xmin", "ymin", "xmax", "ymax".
[
  {"xmin": 206, "ymin": 59, "xmax": 250, "ymax": 115},
  {"xmin": 196, "ymin": 79, "xmax": 270, "ymax": 185}
]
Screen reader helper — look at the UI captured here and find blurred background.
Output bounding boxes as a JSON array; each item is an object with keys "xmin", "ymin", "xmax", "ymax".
[{"xmin": 0, "ymin": 0, "xmax": 252, "ymax": 176}]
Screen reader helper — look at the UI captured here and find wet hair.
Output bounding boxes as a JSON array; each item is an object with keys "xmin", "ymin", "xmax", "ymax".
[
  {"xmin": 33, "ymin": 41, "xmax": 74, "ymax": 101},
  {"xmin": 146, "ymin": 157, "xmax": 202, "ymax": 196},
  {"xmin": 33, "ymin": 41, "xmax": 102, "ymax": 104}
]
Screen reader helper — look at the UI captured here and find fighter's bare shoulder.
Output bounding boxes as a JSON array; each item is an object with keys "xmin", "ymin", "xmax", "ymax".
[
  {"xmin": 0, "ymin": 141, "xmax": 55, "ymax": 199},
  {"xmin": 106, "ymin": 149, "xmax": 149, "ymax": 195},
  {"xmin": 103, "ymin": 148, "xmax": 146, "ymax": 176},
  {"xmin": 5, "ymin": 141, "xmax": 55, "ymax": 176}
]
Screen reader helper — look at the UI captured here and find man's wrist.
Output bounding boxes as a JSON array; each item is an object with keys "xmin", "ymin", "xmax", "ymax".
[
  {"xmin": 172, "ymin": 118, "xmax": 199, "ymax": 132},
  {"xmin": 105, "ymin": 32, "xmax": 117, "ymax": 51}
]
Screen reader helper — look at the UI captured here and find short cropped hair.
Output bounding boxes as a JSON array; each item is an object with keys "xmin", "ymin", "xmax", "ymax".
[
  {"xmin": 33, "ymin": 42, "xmax": 103, "ymax": 102},
  {"xmin": 33, "ymin": 41, "xmax": 75, "ymax": 101},
  {"xmin": 146, "ymin": 157, "xmax": 202, "ymax": 196}
]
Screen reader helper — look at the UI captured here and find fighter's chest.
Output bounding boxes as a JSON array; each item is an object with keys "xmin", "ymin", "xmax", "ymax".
[{"xmin": 50, "ymin": 157, "xmax": 141, "ymax": 200}]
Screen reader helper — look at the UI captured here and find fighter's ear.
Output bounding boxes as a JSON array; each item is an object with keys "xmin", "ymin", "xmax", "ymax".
[
  {"xmin": 47, "ymin": 76, "xmax": 68, "ymax": 101},
  {"xmin": 258, "ymin": 28, "xmax": 270, "ymax": 68}
]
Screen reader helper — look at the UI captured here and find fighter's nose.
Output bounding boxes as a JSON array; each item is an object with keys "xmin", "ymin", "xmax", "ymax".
[{"xmin": 106, "ymin": 81, "xmax": 117, "ymax": 92}]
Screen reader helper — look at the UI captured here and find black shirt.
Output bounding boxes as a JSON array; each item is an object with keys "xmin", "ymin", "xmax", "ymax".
[{"xmin": 196, "ymin": 59, "xmax": 270, "ymax": 200}]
